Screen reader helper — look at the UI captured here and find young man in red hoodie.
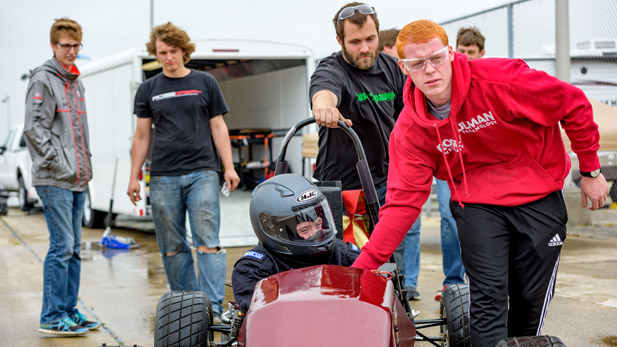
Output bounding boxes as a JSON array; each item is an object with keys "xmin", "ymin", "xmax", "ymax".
[{"xmin": 352, "ymin": 19, "xmax": 609, "ymax": 346}]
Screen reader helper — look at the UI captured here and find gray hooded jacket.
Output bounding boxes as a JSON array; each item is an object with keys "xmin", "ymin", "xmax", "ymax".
[{"xmin": 24, "ymin": 57, "xmax": 92, "ymax": 191}]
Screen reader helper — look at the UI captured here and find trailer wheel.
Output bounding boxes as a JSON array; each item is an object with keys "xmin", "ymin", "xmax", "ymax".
[
  {"xmin": 440, "ymin": 284, "xmax": 471, "ymax": 347},
  {"xmin": 495, "ymin": 335, "xmax": 566, "ymax": 347},
  {"xmin": 154, "ymin": 291, "xmax": 212, "ymax": 347},
  {"xmin": 82, "ymin": 189, "xmax": 105, "ymax": 228}
]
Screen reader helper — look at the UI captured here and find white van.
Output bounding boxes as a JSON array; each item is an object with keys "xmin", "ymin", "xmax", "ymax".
[{"xmin": 78, "ymin": 40, "xmax": 315, "ymax": 234}]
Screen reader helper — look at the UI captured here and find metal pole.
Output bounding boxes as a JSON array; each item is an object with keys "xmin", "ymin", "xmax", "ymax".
[
  {"xmin": 555, "ymin": 0, "xmax": 570, "ymax": 82},
  {"xmin": 150, "ymin": 0, "xmax": 154, "ymax": 30},
  {"xmin": 508, "ymin": 3, "xmax": 514, "ymax": 58}
]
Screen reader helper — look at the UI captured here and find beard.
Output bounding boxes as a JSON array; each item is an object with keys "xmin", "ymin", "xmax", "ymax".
[{"xmin": 342, "ymin": 45, "xmax": 378, "ymax": 70}]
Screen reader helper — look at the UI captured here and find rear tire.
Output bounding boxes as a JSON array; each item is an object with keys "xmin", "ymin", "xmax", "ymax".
[
  {"xmin": 82, "ymin": 189, "xmax": 105, "ymax": 228},
  {"xmin": 154, "ymin": 291, "xmax": 212, "ymax": 347},
  {"xmin": 440, "ymin": 284, "xmax": 471, "ymax": 347},
  {"xmin": 495, "ymin": 335, "xmax": 566, "ymax": 347},
  {"xmin": 18, "ymin": 175, "xmax": 33, "ymax": 211}
]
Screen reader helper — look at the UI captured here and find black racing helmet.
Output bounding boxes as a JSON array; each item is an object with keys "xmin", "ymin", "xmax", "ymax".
[{"xmin": 250, "ymin": 174, "xmax": 337, "ymax": 268}]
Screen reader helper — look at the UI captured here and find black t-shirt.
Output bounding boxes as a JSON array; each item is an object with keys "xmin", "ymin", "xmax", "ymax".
[
  {"xmin": 309, "ymin": 52, "xmax": 406, "ymax": 190},
  {"xmin": 134, "ymin": 70, "xmax": 229, "ymax": 176}
]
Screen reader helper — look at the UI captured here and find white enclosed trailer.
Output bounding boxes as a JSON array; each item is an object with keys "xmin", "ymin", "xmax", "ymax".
[{"xmin": 79, "ymin": 40, "xmax": 315, "ymax": 244}]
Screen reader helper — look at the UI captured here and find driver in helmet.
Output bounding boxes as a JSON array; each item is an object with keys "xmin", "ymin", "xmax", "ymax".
[{"xmin": 231, "ymin": 174, "xmax": 360, "ymax": 314}]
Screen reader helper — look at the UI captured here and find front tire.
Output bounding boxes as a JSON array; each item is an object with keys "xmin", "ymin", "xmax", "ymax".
[
  {"xmin": 440, "ymin": 284, "xmax": 471, "ymax": 347},
  {"xmin": 18, "ymin": 175, "xmax": 33, "ymax": 211},
  {"xmin": 154, "ymin": 291, "xmax": 212, "ymax": 347}
]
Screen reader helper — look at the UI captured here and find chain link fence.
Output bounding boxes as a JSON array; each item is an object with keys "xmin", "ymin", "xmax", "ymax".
[{"xmin": 440, "ymin": 0, "xmax": 617, "ymax": 233}]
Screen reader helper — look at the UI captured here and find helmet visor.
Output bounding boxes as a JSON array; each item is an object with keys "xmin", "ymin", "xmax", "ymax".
[{"xmin": 259, "ymin": 199, "xmax": 336, "ymax": 244}]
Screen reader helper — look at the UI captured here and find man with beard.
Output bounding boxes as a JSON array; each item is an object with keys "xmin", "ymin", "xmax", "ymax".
[{"xmin": 309, "ymin": 2, "xmax": 405, "ymax": 204}]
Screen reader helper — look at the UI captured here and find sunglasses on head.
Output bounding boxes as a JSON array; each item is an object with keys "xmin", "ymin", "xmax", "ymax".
[{"xmin": 337, "ymin": 4, "xmax": 375, "ymax": 21}]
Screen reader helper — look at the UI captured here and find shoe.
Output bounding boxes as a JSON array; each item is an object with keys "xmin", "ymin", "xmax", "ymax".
[
  {"xmin": 435, "ymin": 285, "xmax": 448, "ymax": 302},
  {"xmin": 39, "ymin": 317, "xmax": 88, "ymax": 336},
  {"xmin": 212, "ymin": 312, "xmax": 222, "ymax": 325},
  {"xmin": 71, "ymin": 311, "xmax": 101, "ymax": 330},
  {"xmin": 405, "ymin": 287, "xmax": 420, "ymax": 301}
]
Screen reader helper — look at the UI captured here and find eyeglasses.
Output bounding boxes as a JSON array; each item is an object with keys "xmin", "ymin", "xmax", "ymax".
[
  {"xmin": 337, "ymin": 4, "xmax": 375, "ymax": 21},
  {"xmin": 56, "ymin": 42, "xmax": 83, "ymax": 51},
  {"xmin": 400, "ymin": 46, "xmax": 449, "ymax": 71}
]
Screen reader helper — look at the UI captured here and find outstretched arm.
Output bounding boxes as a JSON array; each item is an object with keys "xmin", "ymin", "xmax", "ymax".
[{"xmin": 311, "ymin": 90, "xmax": 352, "ymax": 128}]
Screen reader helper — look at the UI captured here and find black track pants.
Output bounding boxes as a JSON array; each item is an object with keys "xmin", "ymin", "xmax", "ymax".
[{"xmin": 450, "ymin": 191, "xmax": 567, "ymax": 347}]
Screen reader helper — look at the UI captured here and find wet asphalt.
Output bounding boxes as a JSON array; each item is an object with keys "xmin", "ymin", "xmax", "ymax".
[{"xmin": 1, "ymin": 203, "xmax": 616, "ymax": 347}]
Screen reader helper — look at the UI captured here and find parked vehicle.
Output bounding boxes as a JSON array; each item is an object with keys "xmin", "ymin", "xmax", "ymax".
[
  {"xmin": 0, "ymin": 123, "xmax": 39, "ymax": 211},
  {"xmin": 76, "ymin": 40, "xmax": 315, "ymax": 240}
]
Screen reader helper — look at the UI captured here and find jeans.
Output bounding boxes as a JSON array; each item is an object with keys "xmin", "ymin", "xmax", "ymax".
[
  {"xmin": 36, "ymin": 186, "xmax": 86, "ymax": 324},
  {"xmin": 435, "ymin": 179, "xmax": 465, "ymax": 286},
  {"xmin": 150, "ymin": 170, "xmax": 226, "ymax": 314}
]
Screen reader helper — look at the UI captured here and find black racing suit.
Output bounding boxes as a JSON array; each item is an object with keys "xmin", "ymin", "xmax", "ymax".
[{"xmin": 231, "ymin": 240, "xmax": 360, "ymax": 313}]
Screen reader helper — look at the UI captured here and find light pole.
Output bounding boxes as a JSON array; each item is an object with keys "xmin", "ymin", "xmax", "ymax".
[{"xmin": 1, "ymin": 96, "xmax": 9, "ymax": 136}]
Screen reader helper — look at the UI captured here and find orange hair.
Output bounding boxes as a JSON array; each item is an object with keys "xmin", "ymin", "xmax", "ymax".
[{"xmin": 396, "ymin": 19, "xmax": 448, "ymax": 59}]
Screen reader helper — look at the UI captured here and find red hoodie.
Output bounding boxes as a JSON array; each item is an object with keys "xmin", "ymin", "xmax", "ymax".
[{"xmin": 353, "ymin": 52, "xmax": 600, "ymax": 270}]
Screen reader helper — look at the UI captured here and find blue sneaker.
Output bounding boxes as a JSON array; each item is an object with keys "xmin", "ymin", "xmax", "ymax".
[
  {"xmin": 39, "ymin": 317, "xmax": 88, "ymax": 336},
  {"xmin": 71, "ymin": 311, "xmax": 101, "ymax": 330}
]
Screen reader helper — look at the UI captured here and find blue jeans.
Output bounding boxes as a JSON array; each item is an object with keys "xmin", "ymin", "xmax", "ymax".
[
  {"xmin": 435, "ymin": 179, "xmax": 465, "ymax": 286},
  {"xmin": 36, "ymin": 186, "xmax": 86, "ymax": 324},
  {"xmin": 150, "ymin": 170, "xmax": 226, "ymax": 314}
]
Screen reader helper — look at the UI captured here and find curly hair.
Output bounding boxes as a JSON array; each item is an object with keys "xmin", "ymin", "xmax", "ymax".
[
  {"xmin": 146, "ymin": 22, "xmax": 195, "ymax": 64},
  {"xmin": 50, "ymin": 18, "xmax": 82, "ymax": 44},
  {"xmin": 396, "ymin": 19, "xmax": 448, "ymax": 59}
]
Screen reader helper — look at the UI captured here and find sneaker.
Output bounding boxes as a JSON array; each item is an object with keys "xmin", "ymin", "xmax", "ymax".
[
  {"xmin": 405, "ymin": 287, "xmax": 420, "ymax": 301},
  {"xmin": 39, "ymin": 317, "xmax": 88, "ymax": 336},
  {"xmin": 434, "ymin": 285, "xmax": 448, "ymax": 302},
  {"xmin": 71, "ymin": 311, "xmax": 101, "ymax": 330}
]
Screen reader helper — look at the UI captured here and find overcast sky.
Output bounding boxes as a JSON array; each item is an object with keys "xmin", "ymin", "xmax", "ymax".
[{"xmin": 0, "ymin": 0, "xmax": 518, "ymax": 138}]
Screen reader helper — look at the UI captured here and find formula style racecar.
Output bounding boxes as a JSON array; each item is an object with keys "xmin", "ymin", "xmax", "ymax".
[{"xmin": 153, "ymin": 118, "xmax": 564, "ymax": 347}]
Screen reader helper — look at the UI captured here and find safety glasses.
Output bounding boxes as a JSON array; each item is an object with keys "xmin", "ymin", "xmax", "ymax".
[
  {"xmin": 400, "ymin": 46, "xmax": 449, "ymax": 71},
  {"xmin": 337, "ymin": 4, "xmax": 375, "ymax": 21}
]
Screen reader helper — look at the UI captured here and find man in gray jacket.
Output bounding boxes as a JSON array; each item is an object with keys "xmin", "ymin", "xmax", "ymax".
[{"xmin": 24, "ymin": 18, "xmax": 99, "ymax": 336}]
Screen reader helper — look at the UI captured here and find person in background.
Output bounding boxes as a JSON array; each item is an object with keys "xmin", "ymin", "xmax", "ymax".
[
  {"xmin": 380, "ymin": 27, "xmax": 465, "ymax": 302},
  {"xmin": 353, "ymin": 19, "xmax": 608, "ymax": 346},
  {"xmin": 455, "ymin": 26, "xmax": 485, "ymax": 60},
  {"xmin": 24, "ymin": 17, "xmax": 100, "ymax": 336},
  {"xmin": 378, "ymin": 28, "xmax": 400, "ymax": 58},
  {"xmin": 231, "ymin": 174, "xmax": 360, "ymax": 314},
  {"xmin": 127, "ymin": 22, "xmax": 240, "ymax": 322},
  {"xmin": 310, "ymin": 3, "xmax": 420, "ymax": 300}
]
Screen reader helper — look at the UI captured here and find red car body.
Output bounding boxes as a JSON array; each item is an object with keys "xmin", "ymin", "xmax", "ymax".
[{"xmin": 238, "ymin": 265, "xmax": 416, "ymax": 347}]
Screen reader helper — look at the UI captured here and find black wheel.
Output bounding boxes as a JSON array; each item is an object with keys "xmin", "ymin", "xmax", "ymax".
[
  {"xmin": 440, "ymin": 284, "xmax": 471, "ymax": 347},
  {"xmin": 18, "ymin": 175, "xmax": 34, "ymax": 211},
  {"xmin": 82, "ymin": 189, "xmax": 105, "ymax": 228},
  {"xmin": 154, "ymin": 291, "xmax": 212, "ymax": 347},
  {"xmin": 495, "ymin": 335, "xmax": 566, "ymax": 347}
]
